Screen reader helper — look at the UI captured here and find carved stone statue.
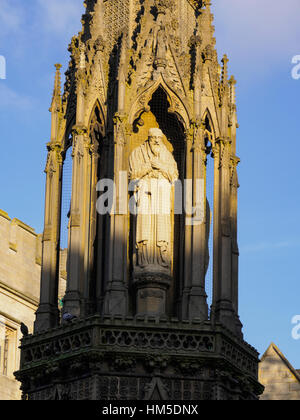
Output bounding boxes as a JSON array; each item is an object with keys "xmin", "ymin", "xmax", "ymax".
[
  {"xmin": 129, "ymin": 128, "xmax": 179, "ymax": 279},
  {"xmin": 152, "ymin": 23, "xmax": 167, "ymax": 60}
]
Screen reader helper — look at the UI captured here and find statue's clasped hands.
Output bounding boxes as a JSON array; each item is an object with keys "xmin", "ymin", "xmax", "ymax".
[{"xmin": 151, "ymin": 157, "xmax": 163, "ymax": 171}]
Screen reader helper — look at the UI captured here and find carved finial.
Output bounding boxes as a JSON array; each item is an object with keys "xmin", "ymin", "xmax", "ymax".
[
  {"xmin": 197, "ymin": 0, "xmax": 215, "ymax": 45},
  {"xmin": 50, "ymin": 64, "xmax": 62, "ymax": 113},
  {"xmin": 79, "ymin": 43, "xmax": 86, "ymax": 70},
  {"xmin": 189, "ymin": 0, "xmax": 206, "ymax": 11},
  {"xmin": 229, "ymin": 75, "xmax": 237, "ymax": 105},
  {"xmin": 229, "ymin": 75, "xmax": 236, "ymax": 85},
  {"xmin": 205, "ymin": 0, "xmax": 212, "ymax": 10},
  {"xmin": 221, "ymin": 54, "xmax": 229, "ymax": 84},
  {"xmin": 189, "ymin": 33, "xmax": 202, "ymax": 48},
  {"xmin": 203, "ymin": 44, "xmax": 213, "ymax": 62}
]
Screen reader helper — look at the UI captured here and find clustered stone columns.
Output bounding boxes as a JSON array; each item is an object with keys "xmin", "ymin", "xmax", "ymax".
[
  {"xmin": 212, "ymin": 138, "xmax": 235, "ymax": 330},
  {"xmin": 210, "ymin": 136, "xmax": 242, "ymax": 337},
  {"xmin": 62, "ymin": 126, "xmax": 88, "ymax": 317},
  {"xmin": 181, "ymin": 131, "xmax": 193, "ymax": 319},
  {"xmin": 181, "ymin": 122, "xmax": 209, "ymax": 322},
  {"xmin": 63, "ymin": 47, "xmax": 89, "ymax": 317},
  {"xmin": 82, "ymin": 140, "xmax": 100, "ymax": 316},
  {"xmin": 103, "ymin": 114, "xmax": 128, "ymax": 316},
  {"xmin": 35, "ymin": 65, "xmax": 63, "ymax": 333},
  {"xmin": 229, "ymin": 75, "xmax": 243, "ymax": 334},
  {"xmin": 100, "ymin": 35, "xmax": 129, "ymax": 316},
  {"xmin": 190, "ymin": 131, "xmax": 209, "ymax": 321},
  {"xmin": 34, "ymin": 142, "xmax": 62, "ymax": 333},
  {"xmin": 230, "ymin": 156, "xmax": 242, "ymax": 334}
]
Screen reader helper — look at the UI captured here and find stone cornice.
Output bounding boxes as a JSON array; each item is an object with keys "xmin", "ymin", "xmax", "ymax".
[
  {"xmin": 0, "ymin": 281, "xmax": 39, "ymax": 310},
  {"xmin": 0, "ymin": 209, "xmax": 11, "ymax": 221},
  {"xmin": 18, "ymin": 317, "xmax": 260, "ymax": 384},
  {"xmin": 0, "ymin": 211, "xmax": 38, "ymax": 237},
  {"xmin": 11, "ymin": 218, "xmax": 37, "ymax": 237}
]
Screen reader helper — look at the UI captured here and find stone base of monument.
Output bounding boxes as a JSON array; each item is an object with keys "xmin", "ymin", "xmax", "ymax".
[
  {"xmin": 133, "ymin": 272, "xmax": 171, "ymax": 316},
  {"xmin": 15, "ymin": 316, "xmax": 264, "ymax": 400}
]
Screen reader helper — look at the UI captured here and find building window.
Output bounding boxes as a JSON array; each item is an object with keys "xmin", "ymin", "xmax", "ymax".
[{"xmin": 0, "ymin": 321, "xmax": 17, "ymax": 378}]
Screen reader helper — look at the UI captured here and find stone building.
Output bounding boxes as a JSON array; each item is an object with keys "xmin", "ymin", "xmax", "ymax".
[
  {"xmin": 259, "ymin": 343, "xmax": 300, "ymax": 400},
  {"xmin": 0, "ymin": 210, "xmax": 42, "ymax": 400},
  {"xmin": 0, "ymin": 210, "xmax": 66, "ymax": 400},
  {"xmin": 15, "ymin": 0, "xmax": 264, "ymax": 400}
]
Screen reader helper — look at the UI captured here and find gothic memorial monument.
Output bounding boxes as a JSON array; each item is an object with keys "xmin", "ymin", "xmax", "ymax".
[{"xmin": 15, "ymin": 0, "xmax": 263, "ymax": 400}]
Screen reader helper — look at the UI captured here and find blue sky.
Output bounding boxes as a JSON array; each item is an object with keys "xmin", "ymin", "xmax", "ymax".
[{"xmin": 1, "ymin": 0, "xmax": 300, "ymax": 367}]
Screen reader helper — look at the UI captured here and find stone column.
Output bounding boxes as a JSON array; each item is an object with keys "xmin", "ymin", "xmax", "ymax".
[
  {"xmin": 82, "ymin": 140, "xmax": 100, "ymax": 316},
  {"xmin": 213, "ymin": 138, "xmax": 236, "ymax": 332},
  {"xmin": 34, "ymin": 143, "xmax": 62, "ymax": 332},
  {"xmin": 63, "ymin": 44, "xmax": 90, "ymax": 317},
  {"xmin": 188, "ymin": 123, "xmax": 208, "ymax": 321},
  {"xmin": 211, "ymin": 141, "xmax": 220, "ymax": 325},
  {"xmin": 181, "ymin": 130, "xmax": 193, "ymax": 319},
  {"xmin": 63, "ymin": 126, "xmax": 87, "ymax": 317},
  {"xmin": 228, "ymin": 76, "xmax": 243, "ymax": 336},
  {"xmin": 35, "ymin": 64, "xmax": 63, "ymax": 332},
  {"xmin": 103, "ymin": 114, "xmax": 128, "ymax": 316},
  {"xmin": 95, "ymin": 136, "xmax": 109, "ymax": 314},
  {"xmin": 230, "ymin": 156, "xmax": 243, "ymax": 336}
]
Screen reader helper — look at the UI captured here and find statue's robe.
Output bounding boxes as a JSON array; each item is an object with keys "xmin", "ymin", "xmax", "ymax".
[{"xmin": 129, "ymin": 140, "xmax": 178, "ymax": 270}]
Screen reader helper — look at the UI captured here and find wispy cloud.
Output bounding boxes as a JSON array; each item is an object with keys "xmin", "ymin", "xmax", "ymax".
[
  {"xmin": 213, "ymin": 0, "xmax": 300, "ymax": 76},
  {"xmin": 36, "ymin": 0, "xmax": 83, "ymax": 36},
  {"xmin": 0, "ymin": 0, "xmax": 83, "ymax": 48},
  {"xmin": 0, "ymin": 0, "xmax": 24, "ymax": 33},
  {"xmin": 0, "ymin": 0, "xmax": 84, "ymax": 112},
  {"xmin": 0, "ymin": 84, "xmax": 34, "ymax": 109},
  {"xmin": 241, "ymin": 241, "xmax": 292, "ymax": 254}
]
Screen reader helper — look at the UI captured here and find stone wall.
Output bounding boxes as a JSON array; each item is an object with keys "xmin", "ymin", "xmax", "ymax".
[{"xmin": 0, "ymin": 210, "xmax": 66, "ymax": 400}]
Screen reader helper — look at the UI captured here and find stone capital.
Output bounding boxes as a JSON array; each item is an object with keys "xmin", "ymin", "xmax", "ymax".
[
  {"xmin": 46, "ymin": 141, "xmax": 62, "ymax": 153},
  {"xmin": 70, "ymin": 213, "xmax": 81, "ymax": 228},
  {"xmin": 189, "ymin": 34, "xmax": 202, "ymax": 49},
  {"xmin": 215, "ymin": 137, "xmax": 231, "ymax": 147},
  {"xmin": 72, "ymin": 125, "xmax": 88, "ymax": 137},
  {"xmin": 113, "ymin": 112, "xmax": 127, "ymax": 125},
  {"xmin": 191, "ymin": 142, "xmax": 206, "ymax": 156},
  {"xmin": 43, "ymin": 226, "xmax": 53, "ymax": 242},
  {"xmin": 230, "ymin": 155, "xmax": 240, "ymax": 168}
]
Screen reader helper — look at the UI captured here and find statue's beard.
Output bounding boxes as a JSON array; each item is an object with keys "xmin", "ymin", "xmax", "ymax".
[{"xmin": 150, "ymin": 143, "xmax": 160, "ymax": 157}]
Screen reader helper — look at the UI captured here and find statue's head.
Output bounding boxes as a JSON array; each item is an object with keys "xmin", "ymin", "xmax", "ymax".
[{"xmin": 148, "ymin": 128, "xmax": 163, "ymax": 156}]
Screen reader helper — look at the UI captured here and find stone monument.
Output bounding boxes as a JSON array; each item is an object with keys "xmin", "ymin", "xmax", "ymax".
[{"xmin": 15, "ymin": 0, "xmax": 264, "ymax": 400}]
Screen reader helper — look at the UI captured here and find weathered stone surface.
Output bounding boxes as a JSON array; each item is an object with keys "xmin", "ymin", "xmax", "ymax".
[
  {"xmin": 16, "ymin": 317, "xmax": 263, "ymax": 400},
  {"xmin": 0, "ymin": 212, "xmax": 41, "ymax": 400},
  {"xmin": 259, "ymin": 343, "xmax": 300, "ymax": 400},
  {"xmin": 0, "ymin": 211, "xmax": 66, "ymax": 400}
]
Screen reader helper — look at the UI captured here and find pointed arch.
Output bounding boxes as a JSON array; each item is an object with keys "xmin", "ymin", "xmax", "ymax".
[
  {"xmin": 202, "ymin": 108, "xmax": 217, "ymax": 141},
  {"xmin": 128, "ymin": 75, "xmax": 191, "ymax": 131},
  {"xmin": 143, "ymin": 378, "xmax": 169, "ymax": 401},
  {"xmin": 201, "ymin": 108, "xmax": 217, "ymax": 312},
  {"xmin": 63, "ymin": 115, "xmax": 76, "ymax": 152},
  {"xmin": 87, "ymin": 99, "xmax": 106, "ymax": 137},
  {"xmin": 128, "ymin": 83, "xmax": 187, "ymax": 319},
  {"xmin": 84, "ymin": 98, "xmax": 107, "ymax": 316}
]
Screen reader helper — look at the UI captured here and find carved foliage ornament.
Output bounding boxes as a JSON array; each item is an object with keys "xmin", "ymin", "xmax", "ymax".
[
  {"xmin": 155, "ymin": 0, "xmax": 175, "ymax": 14},
  {"xmin": 187, "ymin": 0, "xmax": 205, "ymax": 10}
]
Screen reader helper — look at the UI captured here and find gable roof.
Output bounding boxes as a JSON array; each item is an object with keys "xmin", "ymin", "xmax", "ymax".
[{"xmin": 261, "ymin": 343, "xmax": 300, "ymax": 383}]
